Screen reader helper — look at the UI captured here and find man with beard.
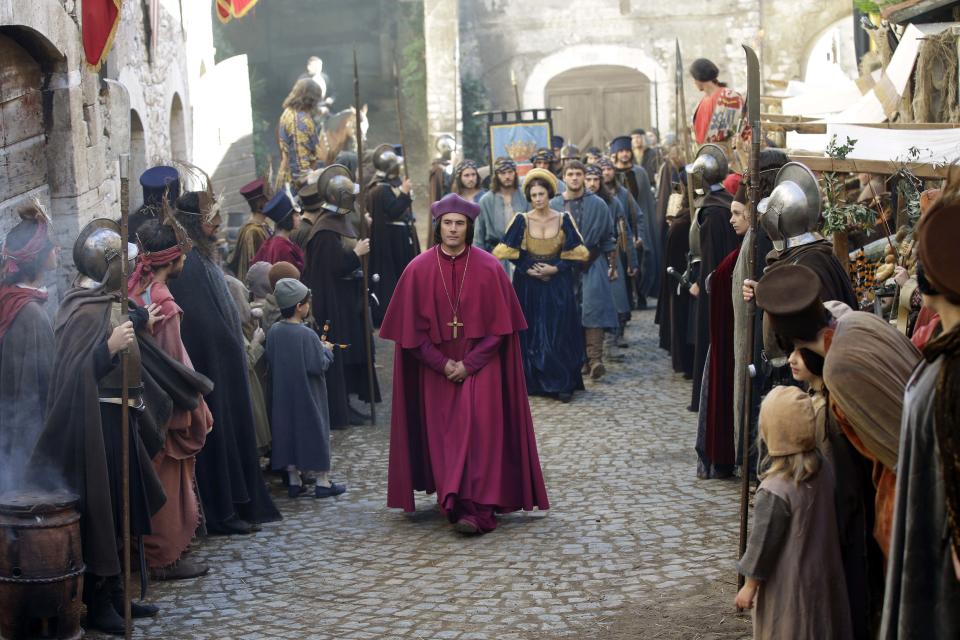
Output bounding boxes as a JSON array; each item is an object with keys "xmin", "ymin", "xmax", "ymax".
[
  {"xmin": 551, "ymin": 161, "xmax": 618, "ymax": 379},
  {"xmin": 301, "ymin": 165, "xmax": 378, "ymax": 428},
  {"xmin": 167, "ymin": 180, "xmax": 281, "ymax": 535},
  {"xmin": 477, "ymin": 158, "xmax": 528, "ymax": 271},
  {"xmin": 586, "ymin": 163, "xmax": 637, "ymax": 350},
  {"xmin": 451, "ymin": 160, "xmax": 487, "ymax": 204},
  {"xmin": 226, "ymin": 178, "xmax": 271, "ymax": 281},
  {"xmin": 631, "ymin": 128, "xmax": 662, "ymax": 185},
  {"xmin": 600, "ymin": 157, "xmax": 652, "ymax": 313},
  {"xmin": 611, "ymin": 135, "xmax": 660, "ymax": 304},
  {"xmin": 686, "ymin": 144, "xmax": 740, "ymax": 413},
  {"xmin": 367, "ymin": 143, "xmax": 418, "ymax": 326},
  {"xmin": 129, "ymin": 217, "xmax": 212, "ymax": 581},
  {"xmin": 32, "ymin": 220, "xmax": 167, "ymax": 634},
  {"xmin": 131, "ymin": 166, "xmax": 179, "ymax": 239}
]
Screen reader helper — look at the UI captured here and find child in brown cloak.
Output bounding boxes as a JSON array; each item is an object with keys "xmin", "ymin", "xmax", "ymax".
[{"xmin": 736, "ymin": 385, "xmax": 853, "ymax": 640}]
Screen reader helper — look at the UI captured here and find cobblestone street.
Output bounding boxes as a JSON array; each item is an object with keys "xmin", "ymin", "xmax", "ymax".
[{"xmin": 118, "ymin": 310, "xmax": 751, "ymax": 639}]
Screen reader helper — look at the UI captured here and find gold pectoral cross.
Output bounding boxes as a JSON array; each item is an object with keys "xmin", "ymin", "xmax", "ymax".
[{"xmin": 447, "ymin": 315, "xmax": 464, "ymax": 339}]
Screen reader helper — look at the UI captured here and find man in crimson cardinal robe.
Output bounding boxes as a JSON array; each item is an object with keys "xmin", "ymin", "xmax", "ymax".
[{"xmin": 379, "ymin": 193, "xmax": 550, "ymax": 534}]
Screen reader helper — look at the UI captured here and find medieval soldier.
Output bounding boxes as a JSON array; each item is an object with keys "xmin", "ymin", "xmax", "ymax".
[
  {"xmin": 301, "ymin": 164, "xmax": 379, "ymax": 428},
  {"xmin": 33, "ymin": 220, "xmax": 167, "ymax": 634},
  {"xmin": 428, "ymin": 134, "xmax": 457, "ymax": 204},
  {"xmin": 367, "ymin": 143, "xmax": 419, "ymax": 326},
  {"xmin": 685, "ymin": 144, "xmax": 740, "ymax": 416}
]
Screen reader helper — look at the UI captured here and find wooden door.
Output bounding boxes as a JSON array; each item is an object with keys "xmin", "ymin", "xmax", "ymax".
[
  {"xmin": 0, "ymin": 34, "xmax": 48, "ymax": 227},
  {"xmin": 545, "ymin": 65, "xmax": 651, "ymax": 151}
]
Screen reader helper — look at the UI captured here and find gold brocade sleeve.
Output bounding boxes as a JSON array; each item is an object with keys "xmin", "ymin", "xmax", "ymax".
[
  {"xmin": 492, "ymin": 243, "xmax": 520, "ymax": 260},
  {"xmin": 560, "ymin": 244, "xmax": 590, "ymax": 262}
]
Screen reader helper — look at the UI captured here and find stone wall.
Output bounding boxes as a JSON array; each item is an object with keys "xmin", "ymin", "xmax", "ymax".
[
  {"xmin": 446, "ymin": 0, "xmax": 852, "ymax": 148},
  {"xmin": 1, "ymin": 0, "xmax": 255, "ymax": 298}
]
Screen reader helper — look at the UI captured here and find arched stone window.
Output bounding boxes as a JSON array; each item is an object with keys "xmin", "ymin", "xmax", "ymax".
[{"xmin": 170, "ymin": 92, "xmax": 187, "ymax": 161}]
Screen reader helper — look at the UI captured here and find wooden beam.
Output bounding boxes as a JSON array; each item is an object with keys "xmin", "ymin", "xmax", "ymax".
[
  {"xmin": 765, "ymin": 121, "xmax": 960, "ymax": 134},
  {"xmin": 787, "ymin": 154, "xmax": 950, "ymax": 179}
]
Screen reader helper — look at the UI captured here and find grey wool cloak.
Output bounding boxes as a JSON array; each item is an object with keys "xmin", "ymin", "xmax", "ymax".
[
  {"xmin": 880, "ymin": 356, "xmax": 960, "ymax": 639},
  {"xmin": 551, "ymin": 193, "xmax": 618, "ymax": 329},
  {"xmin": 265, "ymin": 321, "xmax": 334, "ymax": 472},
  {"xmin": 0, "ymin": 300, "xmax": 53, "ymax": 491}
]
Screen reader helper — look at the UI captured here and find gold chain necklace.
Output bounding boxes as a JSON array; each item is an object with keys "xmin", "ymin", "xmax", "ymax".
[{"xmin": 436, "ymin": 245, "xmax": 470, "ymax": 339}]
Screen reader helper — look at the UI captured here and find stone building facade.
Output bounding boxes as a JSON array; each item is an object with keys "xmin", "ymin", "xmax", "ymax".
[
  {"xmin": 0, "ymin": 0, "xmax": 256, "ymax": 298},
  {"xmin": 425, "ymin": 0, "xmax": 854, "ymax": 152}
]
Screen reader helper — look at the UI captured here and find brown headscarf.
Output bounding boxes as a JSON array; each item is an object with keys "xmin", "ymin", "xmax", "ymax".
[{"xmin": 823, "ymin": 310, "xmax": 921, "ymax": 470}]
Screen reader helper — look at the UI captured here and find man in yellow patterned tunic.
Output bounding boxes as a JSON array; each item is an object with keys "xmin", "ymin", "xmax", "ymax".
[{"xmin": 277, "ymin": 79, "xmax": 324, "ymax": 187}]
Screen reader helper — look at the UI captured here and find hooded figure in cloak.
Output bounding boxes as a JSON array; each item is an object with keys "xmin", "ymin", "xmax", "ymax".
[
  {"xmin": 31, "ymin": 219, "xmax": 171, "ymax": 634},
  {"xmin": 0, "ymin": 200, "xmax": 57, "ymax": 492},
  {"xmin": 166, "ymin": 177, "xmax": 281, "ymax": 536},
  {"xmin": 880, "ymin": 176, "xmax": 960, "ymax": 639},
  {"xmin": 380, "ymin": 193, "xmax": 549, "ymax": 534},
  {"xmin": 301, "ymin": 164, "xmax": 380, "ymax": 428}
]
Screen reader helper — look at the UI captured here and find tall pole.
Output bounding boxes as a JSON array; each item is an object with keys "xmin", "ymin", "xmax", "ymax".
[
  {"xmin": 675, "ymin": 39, "xmax": 694, "ymax": 162},
  {"xmin": 737, "ymin": 44, "xmax": 762, "ymax": 602},
  {"xmin": 355, "ymin": 50, "xmax": 376, "ymax": 427},
  {"xmin": 118, "ymin": 154, "xmax": 133, "ymax": 639},
  {"xmin": 393, "ymin": 60, "xmax": 411, "ymax": 183},
  {"xmin": 653, "ymin": 71, "xmax": 660, "ymax": 135},
  {"xmin": 510, "ymin": 69, "xmax": 521, "ymax": 111}
]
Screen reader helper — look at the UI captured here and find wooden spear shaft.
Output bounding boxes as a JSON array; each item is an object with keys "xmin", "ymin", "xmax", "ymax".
[
  {"xmin": 738, "ymin": 44, "xmax": 762, "ymax": 599},
  {"xmin": 118, "ymin": 154, "xmax": 133, "ymax": 639},
  {"xmin": 355, "ymin": 49, "xmax": 376, "ymax": 427}
]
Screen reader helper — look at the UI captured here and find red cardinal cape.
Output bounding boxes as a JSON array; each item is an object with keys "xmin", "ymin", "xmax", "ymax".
[{"xmin": 379, "ymin": 245, "xmax": 550, "ymax": 514}]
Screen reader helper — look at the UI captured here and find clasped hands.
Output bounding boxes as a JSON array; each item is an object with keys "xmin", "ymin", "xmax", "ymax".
[
  {"xmin": 526, "ymin": 262, "xmax": 559, "ymax": 281},
  {"xmin": 444, "ymin": 359, "xmax": 469, "ymax": 383}
]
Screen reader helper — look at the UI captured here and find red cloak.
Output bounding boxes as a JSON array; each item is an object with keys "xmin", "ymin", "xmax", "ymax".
[
  {"xmin": 379, "ymin": 245, "xmax": 550, "ymax": 516},
  {"xmin": 704, "ymin": 246, "xmax": 740, "ymax": 467}
]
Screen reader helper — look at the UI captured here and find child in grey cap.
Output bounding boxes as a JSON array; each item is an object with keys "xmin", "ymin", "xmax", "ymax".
[{"xmin": 265, "ymin": 278, "xmax": 346, "ymax": 498}]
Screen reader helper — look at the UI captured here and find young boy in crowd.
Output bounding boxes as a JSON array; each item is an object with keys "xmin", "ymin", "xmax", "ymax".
[{"xmin": 266, "ymin": 278, "xmax": 346, "ymax": 498}]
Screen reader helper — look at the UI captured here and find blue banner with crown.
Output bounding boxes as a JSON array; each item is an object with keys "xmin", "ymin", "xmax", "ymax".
[{"xmin": 488, "ymin": 121, "xmax": 553, "ymax": 176}]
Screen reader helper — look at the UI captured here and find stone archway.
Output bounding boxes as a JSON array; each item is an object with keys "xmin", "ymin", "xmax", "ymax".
[
  {"xmin": 545, "ymin": 65, "xmax": 651, "ymax": 150},
  {"xmin": 130, "ymin": 110, "xmax": 148, "ymax": 210},
  {"xmin": 522, "ymin": 44, "xmax": 669, "ymax": 135},
  {"xmin": 170, "ymin": 92, "xmax": 187, "ymax": 161}
]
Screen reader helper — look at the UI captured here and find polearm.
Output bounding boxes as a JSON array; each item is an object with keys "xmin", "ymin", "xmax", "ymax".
[
  {"xmin": 392, "ymin": 60, "xmax": 410, "ymax": 183},
  {"xmin": 393, "ymin": 59, "xmax": 422, "ymax": 252},
  {"xmin": 737, "ymin": 44, "xmax": 762, "ymax": 602},
  {"xmin": 354, "ymin": 49, "xmax": 376, "ymax": 427},
  {"xmin": 675, "ymin": 39, "xmax": 695, "ymax": 162},
  {"xmin": 118, "ymin": 154, "xmax": 133, "ymax": 639}
]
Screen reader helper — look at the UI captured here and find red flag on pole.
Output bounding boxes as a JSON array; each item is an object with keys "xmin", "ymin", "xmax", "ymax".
[
  {"xmin": 216, "ymin": 0, "xmax": 260, "ymax": 23},
  {"xmin": 82, "ymin": 0, "xmax": 122, "ymax": 70}
]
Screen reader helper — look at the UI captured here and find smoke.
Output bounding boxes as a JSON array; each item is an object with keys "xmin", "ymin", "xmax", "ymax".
[{"xmin": 0, "ymin": 394, "xmax": 54, "ymax": 494}]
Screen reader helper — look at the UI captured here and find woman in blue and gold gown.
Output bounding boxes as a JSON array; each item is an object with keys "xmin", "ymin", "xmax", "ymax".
[{"xmin": 493, "ymin": 168, "xmax": 589, "ymax": 402}]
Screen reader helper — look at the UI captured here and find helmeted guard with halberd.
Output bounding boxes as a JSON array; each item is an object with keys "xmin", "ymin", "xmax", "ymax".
[
  {"xmin": 302, "ymin": 165, "xmax": 380, "ymax": 429},
  {"xmin": 686, "ymin": 144, "xmax": 740, "ymax": 412},
  {"xmin": 32, "ymin": 220, "xmax": 173, "ymax": 634},
  {"xmin": 367, "ymin": 143, "xmax": 419, "ymax": 326}
]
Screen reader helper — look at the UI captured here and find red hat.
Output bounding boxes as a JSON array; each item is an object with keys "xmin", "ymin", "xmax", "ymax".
[
  {"xmin": 430, "ymin": 193, "xmax": 480, "ymax": 221},
  {"xmin": 723, "ymin": 172, "xmax": 742, "ymax": 196},
  {"xmin": 239, "ymin": 178, "xmax": 265, "ymax": 203}
]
